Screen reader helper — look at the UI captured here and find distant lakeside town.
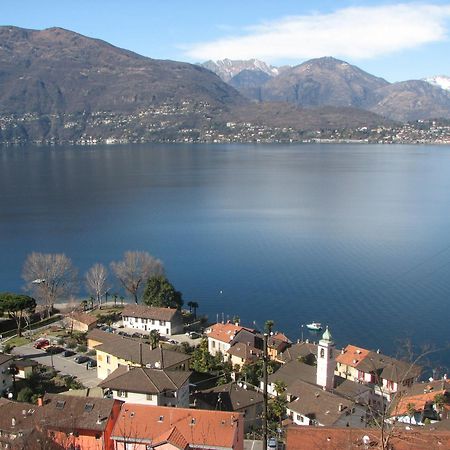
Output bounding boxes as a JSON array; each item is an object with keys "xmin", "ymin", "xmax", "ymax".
[
  {"xmin": 0, "ymin": 251, "xmax": 449, "ymax": 449},
  {"xmin": 1, "ymin": 106, "xmax": 450, "ymax": 147}
]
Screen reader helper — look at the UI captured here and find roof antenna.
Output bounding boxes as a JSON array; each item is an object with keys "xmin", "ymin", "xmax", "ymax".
[{"xmin": 139, "ymin": 341, "xmax": 143, "ymax": 367}]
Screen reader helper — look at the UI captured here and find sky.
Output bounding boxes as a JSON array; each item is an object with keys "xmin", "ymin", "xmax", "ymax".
[{"xmin": 2, "ymin": 0, "xmax": 450, "ymax": 82}]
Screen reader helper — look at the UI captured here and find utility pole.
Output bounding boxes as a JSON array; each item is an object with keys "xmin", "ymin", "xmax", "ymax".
[{"xmin": 263, "ymin": 332, "xmax": 268, "ymax": 450}]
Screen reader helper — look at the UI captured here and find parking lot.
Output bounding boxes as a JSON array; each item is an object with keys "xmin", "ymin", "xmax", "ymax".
[{"xmin": 12, "ymin": 343, "xmax": 101, "ymax": 388}]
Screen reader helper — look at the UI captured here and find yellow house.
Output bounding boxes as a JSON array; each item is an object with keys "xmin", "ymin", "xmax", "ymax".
[{"xmin": 95, "ymin": 338, "xmax": 190, "ymax": 380}]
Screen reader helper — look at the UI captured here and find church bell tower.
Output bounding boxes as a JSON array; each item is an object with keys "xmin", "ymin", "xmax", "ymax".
[{"xmin": 316, "ymin": 327, "xmax": 335, "ymax": 390}]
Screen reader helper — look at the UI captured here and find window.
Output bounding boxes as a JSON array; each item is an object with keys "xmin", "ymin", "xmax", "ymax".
[
  {"xmin": 320, "ymin": 348, "xmax": 325, "ymax": 358},
  {"xmin": 160, "ymin": 320, "xmax": 165, "ymax": 326},
  {"xmin": 152, "ymin": 320, "xmax": 155, "ymax": 325},
  {"xmin": 146, "ymin": 394, "xmax": 154, "ymax": 401},
  {"xmin": 106, "ymin": 356, "xmax": 110, "ymax": 364},
  {"xmin": 212, "ymin": 341, "xmax": 216, "ymax": 348},
  {"xmin": 118, "ymin": 390, "xmax": 128, "ymax": 398},
  {"xmin": 55, "ymin": 400, "xmax": 66, "ymax": 410},
  {"xmin": 84, "ymin": 403, "xmax": 94, "ymax": 412}
]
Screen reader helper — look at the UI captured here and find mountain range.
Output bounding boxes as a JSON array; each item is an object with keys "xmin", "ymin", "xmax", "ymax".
[
  {"xmin": 201, "ymin": 58, "xmax": 450, "ymax": 122},
  {"xmin": 0, "ymin": 26, "xmax": 449, "ymax": 145}
]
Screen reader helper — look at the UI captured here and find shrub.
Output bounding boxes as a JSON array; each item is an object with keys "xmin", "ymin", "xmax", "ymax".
[
  {"xmin": 64, "ymin": 375, "xmax": 84, "ymax": 390},
  {"xmin": 57, "ymin": 337, "xmax": 65, "ymax": 346},
  {"xmin": 66, "ymin": 339, "xmax": 77, "ymax": 349},
  {"xmin": 76, "ymin": 344, "xmax": 87, "ymax": 353},
  {"xmin": 2, "ymin": 343, "xmax": 13, "ymax": 353},
  {"xmin": 87, "ymin": 349, "xmax": 96, "ymax": 356},
  {"xmin": 17, "ymin": 387, "xmax": 34, "ymax": 403}
]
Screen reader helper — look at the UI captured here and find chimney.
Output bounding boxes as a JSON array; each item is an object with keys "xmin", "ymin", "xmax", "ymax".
[
  {"xmin": 376, "ymin": 349, "xmax": 381, "ymax": 354},
  {"xmin": 338, "ymin": 403, "xmax": 344, "ymax": 412},
  {"xmin": 11, "ymin": 417, "xmax": 16, "ymax": 427},
  {"xmin": 37, "ymin": 396, "xmax": 44, "ymax": 407}
]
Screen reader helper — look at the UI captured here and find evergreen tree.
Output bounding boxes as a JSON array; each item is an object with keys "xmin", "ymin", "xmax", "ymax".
[{"xmin": 142, "ymin": 275, "xmax": 183, "ymax": 309}]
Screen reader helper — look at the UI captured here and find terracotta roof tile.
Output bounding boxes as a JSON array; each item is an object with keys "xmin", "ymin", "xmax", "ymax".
[
  {"xmin": 392, "ymin": 389, "xmax": 448, "ymax": 417},
  {"xmin": 335, "ymin": 345, "xmax": 370, "ymax": 367},
  {"xmin": 153, "ymin": 426, "xmax": 188, "ymax": 450},
  {"xmin": 111, "ymin": 404, "xmax": 242, "ymax": 449},
  {"xmin": 205, "ymin": 322, "xmax": 246, "ymax": 343},
  {"xmin": 286, "ymin": 425, "xmax": 450, "ymax": 450}
]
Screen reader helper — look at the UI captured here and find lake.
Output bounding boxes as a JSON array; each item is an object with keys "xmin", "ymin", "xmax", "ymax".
[{"xmin": 1, "ymin": 143, "xmax": 449, "ymax": 372}]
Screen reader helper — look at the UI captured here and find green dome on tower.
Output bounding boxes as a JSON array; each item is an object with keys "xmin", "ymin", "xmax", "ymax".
[{"xmin": 322, "ymin": 326, "xmax": 333, "ymax": 342}]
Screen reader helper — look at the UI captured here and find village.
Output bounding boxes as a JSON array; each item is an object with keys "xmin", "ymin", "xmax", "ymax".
[{"xmin": 0, "ymin": 289, "xmax": 449, "ymax": 449}]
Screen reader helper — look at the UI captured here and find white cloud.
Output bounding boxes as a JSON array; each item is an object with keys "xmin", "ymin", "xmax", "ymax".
[{"xmin": 183, "ymin": 3, "xmax": 450, "ymax": 62}]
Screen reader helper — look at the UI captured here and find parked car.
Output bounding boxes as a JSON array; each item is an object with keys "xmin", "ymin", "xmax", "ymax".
[
  {"xmin": 131, "ymin": 332, "xmax": 143, "ymax": 339},
  {"xmin": 45, "ymin": 346, "xmax": 64, "ymax": 354},
  {"xmin": 168, "ymin": 339, "xmax": 179, "ymax": 345},
  {"xmin": 34, "ymin": 339, "xmax": 50, "ymax": 349},
  {"xmin": 188, "ymin": 332, "xmax": 202, "ymax": 339},
  {"xmin": 87, "ymin": 359, "xmax": 97, "ymax": 368},
  {"xmin": 62, "ymin": 350, "xmax": 75, "ymax": 357},
  {"xmin": 74, "ymin": 355, "xmax": 89, "ymax": 364},
  {"xmin": 101, "ymin": 326, "xmax": 114, "ymax": 333},
  {"xmin": 267, "ymin": 438, "xmax": 278, "ymax": 450}
]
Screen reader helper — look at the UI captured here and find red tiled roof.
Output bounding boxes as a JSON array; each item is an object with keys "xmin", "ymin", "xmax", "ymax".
[
  {"xmin": 271, "ymin": 332, "xmax": 291, "ymax": 344},
  {"xmin": 286, "ymin": 425, "xmax": 450, "ymax": 450},
  {"xmin": 392, "ymin": 389, "xmax": 448, "ymax": 417},
  {"xmin": 205, "ymin": 322, "xmax": 245, "ymax": 343},
  {"xmin": 153, "ymin": 426, "xmax": 188, "ymax": 450},
  {"xmin": 335, "ymin": 345, "xmax": 370, "ymax": 367},
  {"xmin": 111, "ymin": 404, "xmax": 242, "ymax": 449}
]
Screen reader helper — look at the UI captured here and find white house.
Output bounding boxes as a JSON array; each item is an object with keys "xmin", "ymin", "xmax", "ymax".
[
  {"xmin": 99, "ymin": 365, "xmax": 191, "ymax": 407},
  {"xmin": 0, "ymin": 353, "xmax": 13, "ymax": 396},
  {"xmin": 122, "ymin": 304, "xmax": 183, "ymax": 336}
]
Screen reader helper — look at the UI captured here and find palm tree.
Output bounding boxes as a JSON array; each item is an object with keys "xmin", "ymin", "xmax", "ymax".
[
  {"xmin": 191, "ymin": 301, "xmax": 199, "ymax": 318},
  {"xmin": 113, "ymin": 293, "xmax": 118, "ymax": 307},
  {"xmin": 80, "ymin": 300, "xmax": 88, "ymax": 311},
  {"xmin": 265, "ymin": 320, "xmax": 274, "ymax": 334},
  {"xmin": 120, "ymin": 296, "xmax": 124, "ymax": 306},
  {"xmin": 187, "ymin": 301, "xmax": 193, "ymax": 314}
]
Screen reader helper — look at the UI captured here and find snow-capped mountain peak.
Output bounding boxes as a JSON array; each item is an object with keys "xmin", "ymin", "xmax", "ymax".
[{"xmin": 201, "ymin": 59, "xmax": 280, "ymax": 82}]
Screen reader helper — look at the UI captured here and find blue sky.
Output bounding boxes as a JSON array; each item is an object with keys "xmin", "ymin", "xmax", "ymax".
[{"xmin": 2, "ymin": 0, "xmax": 450, "ymax": 82}]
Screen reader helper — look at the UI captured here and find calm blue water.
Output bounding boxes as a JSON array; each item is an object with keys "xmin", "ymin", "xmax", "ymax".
[{"xmin": 1, "ymin": 143, "xmax": 450, "ymax": 371}]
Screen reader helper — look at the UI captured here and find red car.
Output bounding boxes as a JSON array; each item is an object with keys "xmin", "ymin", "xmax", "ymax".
[{"xmin": 34, "ymin": 339, "xmax": 50, "ymax": 349}]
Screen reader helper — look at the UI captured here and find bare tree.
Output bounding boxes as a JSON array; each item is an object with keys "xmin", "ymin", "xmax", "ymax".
[
  {"xmin": 110, "ymin": 251, "xmax": 164, "ymax": 304},
  {"xmin": 85, "ymin": 263, "xmax": 109, "ymax": 309},
  {"xmin": 22, "ymin": 252, "xmax": 78, "ymax": 317}
]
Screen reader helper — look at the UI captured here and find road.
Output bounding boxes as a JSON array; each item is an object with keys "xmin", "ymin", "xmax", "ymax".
[{"xmin": 12, "ymin": 344, "xmax": 101, "ymax": 388}]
